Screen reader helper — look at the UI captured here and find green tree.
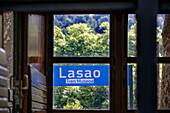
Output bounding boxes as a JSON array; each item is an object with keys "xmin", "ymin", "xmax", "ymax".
[
  {"xmin": 63, "ymin": 100, "xmax": 83, "ymax": 109},
  {"xmin": 101, "ymin": 99, "xmax": 109, "ymax": 109},
  {"xmin": 78, "ymin": 86, "xmax": 109, "ymax": 109},
  {"xmin": 54, "ymin": 22, "xmax": 109, "ymax": 57},
  {"xmin": 128, "ymin": 23, "xmax": 137, "ymax": 57},
  {"xmin": 53, "ymin": 86, "xmax": 67, "ymax": 109}
]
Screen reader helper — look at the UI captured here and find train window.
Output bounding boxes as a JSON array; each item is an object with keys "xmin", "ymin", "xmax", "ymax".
[
  {"xmin": 52, "ymin": 14, "xmax": 111, "ymax": 110},
  {"xmin": 27, "ymin": 14, "xmax": 45, "ymax": 73},
  {"xmin": 127, "ymin": 14, "xmax": 170, "ymax": 110}
]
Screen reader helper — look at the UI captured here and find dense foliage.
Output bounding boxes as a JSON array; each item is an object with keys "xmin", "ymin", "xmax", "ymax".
[
  {"xmin": 53, "ymin": 86, "xmax": 109, "ymax": 109},
  {"xmin": 53, "ymin": 15, "xmax": 109, "ymax": 57}
]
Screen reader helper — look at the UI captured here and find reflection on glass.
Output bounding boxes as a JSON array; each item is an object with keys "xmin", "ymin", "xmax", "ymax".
[
  {"xmin": 157, "ymin": 14, "xmax": 165, "ymax": 57},
  {"xmin": 127, "ymin": 63, "xmax": 137, "ymax": 109},
  {"xmin": 157, "ymin": 14, "xmax": 170, "ymax": 57},
  {"xmin": 53, "ymin": 63, "xmax": 110, "ymax": 110},
  {"xmin": 28, "ymin": 14, "xmax": 45, "ymax": 73},
  {"xmin": 53, "ymin": 14, "xmax": 110, "ymax": 57},
  {"xmin": 128, "ymin": 14, "xmax": 137, "ymax": 57},
  {"xmin": 158, "ymin": 63, "xmax": 170, "ymax": 109},
  {"xmin": 0, "ymin": 15, "xmax": 2, "ymax": 47},
  {"xmin": 127, "ymin": 14, "xmax": 168, "ymax": 57},
  {"xmin": 127, "ymin": 63, "xmax": 170, "ymax": 109}
]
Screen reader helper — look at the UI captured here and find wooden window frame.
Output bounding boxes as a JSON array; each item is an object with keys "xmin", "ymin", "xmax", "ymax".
[
  {"xmin": 22, "ymin": 12, "xmax": 47, "ymax": 113},
  {"xmin": 5, "ymin": 1, "xmax": 169, "ymax": 113},
  {"xmin": 46, "ymin": 10, "xmax": 128, "ymax": 113}
]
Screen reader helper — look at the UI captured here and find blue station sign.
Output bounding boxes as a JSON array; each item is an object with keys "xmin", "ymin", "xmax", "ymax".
[{"xmin": 53, "ymin": 65, "xmax": 109, "ymax": 86}]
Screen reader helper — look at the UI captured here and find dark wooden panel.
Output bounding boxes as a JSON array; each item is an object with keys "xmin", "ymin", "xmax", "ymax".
[
  {"xmin": 31, "ymin": 79, "xmax": 47, "ymax": 92},
  {"xmin": 32, "ymin": 94, "xmax": 47, "ymax": 104},
  {"xmin": 0, "ymin": 87, "xmax": 8, "ymax": 98},
  {"xmin": 0, "ymin": 66, "xmax": 8, "ymax": 77},
  {"xmin": 0, "ymin": 97, "xmax": 8, "ymax": 108},
  {"xmin": 32, "ymin": 102, "xmax": 47, "ymax": 109},
  {"xmin": 32, "ymin": 86, "xmax": 47, "ymax": 98},
  {"xmin": 0, "ymin": 48, "xmax": 7, "ymax": 67},
  {"xmin": 30, "ymin": 65, "xmax": 46, "ymax": 85},
  {"xmin": 0, "ymin": 75, "xmax": 8, "ymax": 87},
  {"xmin": 28, "ymin": 64, "xmax": 47, "ymax": 113},
  {"xmin": 0, "ymin": 108, "xmax": 9, "ymax": 113},
  {"xmin": 32, "ymin": 109, "xmax": 47, "ymax": 113}
]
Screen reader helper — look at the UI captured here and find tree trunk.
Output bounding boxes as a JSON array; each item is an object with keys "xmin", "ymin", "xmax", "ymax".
[{"xmin": 159, "ymin": 14, "xmax": 170, "ymax": 108}]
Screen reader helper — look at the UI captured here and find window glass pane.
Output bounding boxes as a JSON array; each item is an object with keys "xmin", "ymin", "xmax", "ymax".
[
  {"xmin": 53, "ymin": 63, "xmax": 110, "ymax": 110},
  {"xmin": 127, "ymin": 14, "xmax": 168, "ymax": 57},
  {"xmin": 127, "ymin": 63, "xmax": 137, "ymax": 109},
  {"xmin": 53, "ymin": 14, "xmax": 110, "ymax": 57},
  {"xmin": 127, "ymin": 63, "xmax": 170, "ymax": 109},
  {"xmin": 158, "ymin": 63, "xmax": 170, "ymax": 109},
  {"xmin": 0, "ymin": 15, "xmax": 2, "ymax": 48},
  {"xmin": 157, "ymin": 14, "xmax": 170, "ymax": 57},
  {"xmin": 128, "ymin": 14, "xmax": 137, "ymax": 57},
  {"xmin": 27, "ymin": 14, "xmax": 45, "ymax": 73}
]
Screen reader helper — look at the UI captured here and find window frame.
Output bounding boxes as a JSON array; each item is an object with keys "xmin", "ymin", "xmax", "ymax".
[
  {"xmin": 47, "ymin": 10, "xmax": 126, "ymax": 113},
  {"xmin": 125, "ymin": 11, "xmax": 170, "ymax": 113},
  {"xmin": 0, "ymin": 1, "xmax": 170, "ymax": 113},
  {"xmin": 22, "ymin": 12, "xmax": 47, "ymax": 113}
]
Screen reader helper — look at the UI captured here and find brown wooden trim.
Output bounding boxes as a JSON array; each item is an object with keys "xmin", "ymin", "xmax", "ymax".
[
  {"xmin": 121, "ymin": 11, "xmax": 129, "ymax": 113},
  {"xmin": 47, "ymin": 12, "xmax": 53, "ymax": 113},
  {"xmin": 109, "ymin": 12, "xmax": 116, "ymax": 113},
  {"xmin": 157, "ymin": 57, "xmax": 170, "ymax": 63},
  {"xmin": 126, "ymin": 57, "xmax": 137, "ymax": 63},
  {"xmin": 126, "ymin": 57, "xmax": 170, "ymax": 64},
  {"xmin": 28, "ymin": 57, "xmax": 44, "ymax": 63},
  {"xmin": 22, "ymin": 12, "xmax": 29, "ymax": 113},
  {"xmin": 52, "ymin": 57, "xmax": 112, "ymax": 63},
  {"xmin": 114, "ymin": 11, "xmax": 124, "ymax": 113}
]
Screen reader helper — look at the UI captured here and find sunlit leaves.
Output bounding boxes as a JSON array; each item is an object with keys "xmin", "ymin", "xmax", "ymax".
[
  {"xmin": 128, "ymin": 23, "xmax": 137, "ymax": 57},
  {"xmin": 53, "ymin": 22, "xmax": 109, "ymax": 57}
]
